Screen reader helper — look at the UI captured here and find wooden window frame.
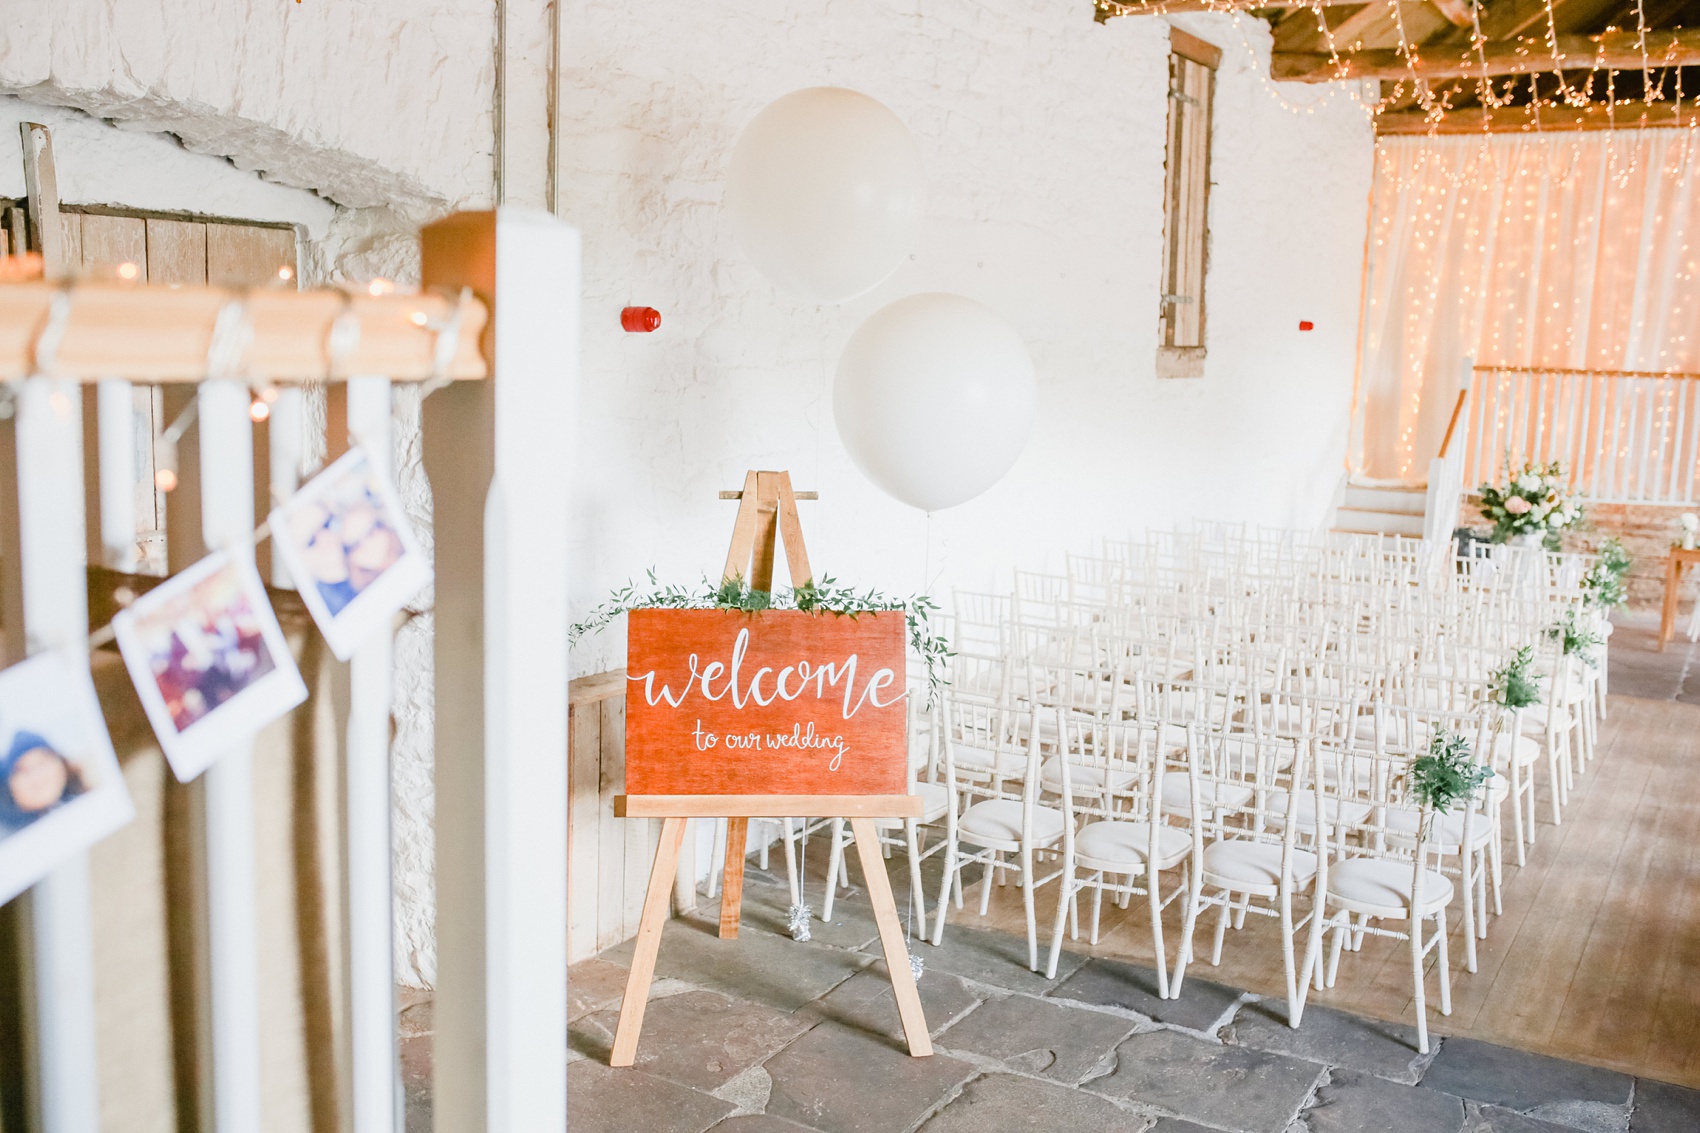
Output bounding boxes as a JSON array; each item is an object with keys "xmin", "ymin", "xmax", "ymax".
[{"xmin": 1157, "ymin": 27, "xmax": 1219, "ymax": 380}]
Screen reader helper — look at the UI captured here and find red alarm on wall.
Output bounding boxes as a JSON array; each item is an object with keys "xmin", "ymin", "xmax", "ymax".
[
  {"xmin": 622, "ymin": 306, "xmax": 662, "ymax": 333},
  {"xmin": 1299, "ymin": 320, "xmax": 1314, "ymax": 332}
]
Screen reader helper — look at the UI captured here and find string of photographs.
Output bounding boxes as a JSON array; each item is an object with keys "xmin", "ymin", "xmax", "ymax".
[{"xmin": 0, "ymin": 445, "xmax": 429, "ymax": 906}]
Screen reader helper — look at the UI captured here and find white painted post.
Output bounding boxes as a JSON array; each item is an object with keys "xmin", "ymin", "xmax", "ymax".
[
  {"xmin": 420, "ymin": 209, "xmax": 573, "ymax": 1133},
  {"xmin": 195, "ymin": 378, "xmax": 265, "ymax": 1133},
  {"xmin": 339, "ymin": 376, "xmax": 402, "ymax": 1133},
  {"xmin": 95, "ymin": 379, "xmax": 139, "ymax": 571},
  {"xmin": 268, "ymin": 387, "xmax": 305, "ymax": 588},
  {"xmin": 5, "ymin": 376, "xmax": 101, "ymax": 1133}
]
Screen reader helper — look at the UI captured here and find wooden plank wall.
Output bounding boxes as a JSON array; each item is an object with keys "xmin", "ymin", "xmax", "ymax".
[{"xmin": 568, "ymin": 670, "xmax": 696, "ymax": 963}]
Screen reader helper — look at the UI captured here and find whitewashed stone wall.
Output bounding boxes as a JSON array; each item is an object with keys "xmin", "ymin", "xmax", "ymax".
[
  {"xmin": 0, "ymin": 0, "xmax": 495, "ymax": 214},
  {"xmin": 558, "ymin": 1, "xmax": 1378, "ymax": 680}
]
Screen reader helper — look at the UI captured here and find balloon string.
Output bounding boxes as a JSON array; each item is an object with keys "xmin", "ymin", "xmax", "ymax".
[
  {"xmin": 815, "ymin": 309, "xmax": 827, "ymax": 509},
  {"xmin": 922, "ymin": 511, "xmax": 933, "ymax": 595}
]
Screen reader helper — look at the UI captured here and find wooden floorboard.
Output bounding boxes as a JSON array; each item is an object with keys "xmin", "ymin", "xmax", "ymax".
[{"xmin": 949, "ymin": 694, "xmax": 1700, "ymax": 1086}]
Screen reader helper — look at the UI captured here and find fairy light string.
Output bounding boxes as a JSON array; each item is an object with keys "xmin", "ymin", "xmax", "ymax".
[{"xmin": 1090, "ymin": 0, "xmax": 1695, "ymax": 149}]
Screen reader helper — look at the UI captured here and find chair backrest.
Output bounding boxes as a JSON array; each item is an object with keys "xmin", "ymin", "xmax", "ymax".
[
  {"xmin": 1179, "ymin": 724, "xmax": 1308, "ymax": 874},
  {"xmin": 939, "ymin": 688, "xmax": 1041, "ymax": 807}
]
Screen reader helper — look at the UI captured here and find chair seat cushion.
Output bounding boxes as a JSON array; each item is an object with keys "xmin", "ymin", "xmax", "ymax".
[
  {"xmin": 953, "ymin": 743, "xmax": 1027, "ymax": 778},
  {"xmin": 1327, "ymin": 857, "xmax": 1453, "ymax": 916},
  {"xmin": 1159, "ymin": 771, "xmax": 1254, "ymax": 816},
  {"xmin": 1520, "ymin": 703, "xmax": 1572, "ymax": 733},
  {"xmin": 1075, "ymin": 820, "xmax": 1191, "ymax": 871},
  {"xmin": 1041, "ymin": 756, "xmax": 1137, "ymax": 796},
  {"xmin": 1265, "ymin": 790, "xmax": 1371, "ymax": 831},
  {"xmin": 1354, "ymin": 716, "xmax": 1431, "ymax": 749},
  {"xmin": 1201, "ymin": 840, "xmax": 1318, "ymax": 892},
  {"xmin": 1490, "ymin": 731, "xmax": 1542, "ymax": 767},
  {"xmin": 873, "ymin": 782, "xmax": 950, "ymax": 829},
  {"xmin": 1381, "ymin": 804, "xmax": 1494, "ymax": 851},
  {"xmin": 958, "ymin": 798, "xmax": 1065, "ymax": 848}
]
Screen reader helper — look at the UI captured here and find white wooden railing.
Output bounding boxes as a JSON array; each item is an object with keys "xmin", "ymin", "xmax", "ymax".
[
  {"xmin": 0, "ymin": 209, "xmax": 573, "ymax": 1132},
  {"xmin": 1416, "ymin": 361, "xmax": 1473, "ymax": 573},
  {"xmin": 1463, "ymin": 363, "xmax": 1700, "ymax": 504}
]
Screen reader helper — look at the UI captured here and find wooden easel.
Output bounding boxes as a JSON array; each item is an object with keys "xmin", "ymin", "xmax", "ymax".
[{"xmin": 610, "ymin": 470, "xmax": 932, "ymax": 1065}]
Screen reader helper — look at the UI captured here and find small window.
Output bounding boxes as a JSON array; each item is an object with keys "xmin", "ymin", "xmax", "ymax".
[{"xmin": 1157, "ymin": 27, "xmax": 1219, "ymax": 379}]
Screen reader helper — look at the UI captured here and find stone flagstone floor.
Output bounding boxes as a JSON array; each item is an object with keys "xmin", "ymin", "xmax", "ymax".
[{"xmin": 401, "ymin": 862, "xmax": 1700, "ymax": 1132}]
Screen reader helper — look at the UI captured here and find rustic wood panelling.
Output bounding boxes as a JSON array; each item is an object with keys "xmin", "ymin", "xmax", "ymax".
[
  {"xmin": 206, "ymin": 223, "xmax": 296, "ymax": 288},
  {"xmin": 144, "ymin": 219, "xmax": 208, "ymax": 287},
  {"xmin": 568, "ymin": 670, "xmax": 691, "ymax": 963}
]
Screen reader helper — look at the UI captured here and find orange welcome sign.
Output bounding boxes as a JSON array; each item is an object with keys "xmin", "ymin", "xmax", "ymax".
[{"xmin": 624, "ymin": 608, "xmax": 908, "ymax": 796}]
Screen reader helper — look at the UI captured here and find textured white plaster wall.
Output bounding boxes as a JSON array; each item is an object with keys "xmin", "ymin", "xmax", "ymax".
[
  {"xmin": 557, "ymin": 1, "xmax": 1377, "ymax": 681},
  {"xmin": 0, "ymin": 0, "xmax": 496, "ymax": 213},
  {"xmin": 0, "ymin": 98, "xmax": 336, "ymax": 233}
]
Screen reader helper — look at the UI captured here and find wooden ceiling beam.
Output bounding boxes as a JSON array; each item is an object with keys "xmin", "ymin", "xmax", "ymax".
[
  {"xmin": 1274, "ymin": 26, "xmax": 1700, "ymax": 81},
  {"xmin": 1427, "ymin": 0, "xmax": 1474, "ymax": 27},
  {"xmin": 1321, "ymin": 2, "xmax": 1392, "ymax": 51},
  {"xmin": 1376, "ymin": 98, "xmax": 1697, "ymax": 133},
  {"xmin": 1095, "ymin": 0, "xmax": 1310, "ymax": 16}
]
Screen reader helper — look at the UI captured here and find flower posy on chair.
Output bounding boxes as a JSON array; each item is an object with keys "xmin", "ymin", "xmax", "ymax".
[
  {"xmin": 269, "ymin": 447, "xmax": 431, "ymax": 661},
  {"xmin": 0, "ymin": 652, "xmax": 134, "ymax": 904},
  {"xmin": 113, "ymin": 551, "xmax": 308, "ymax": 781}
]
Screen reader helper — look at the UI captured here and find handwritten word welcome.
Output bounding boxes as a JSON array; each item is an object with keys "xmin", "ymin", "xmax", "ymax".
[{"xmin": 631, "ymin": 627, "xmax": 903, "ymax": 720}]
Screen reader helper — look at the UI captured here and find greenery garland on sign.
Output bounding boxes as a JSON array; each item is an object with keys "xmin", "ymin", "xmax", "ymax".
[{"xmin": 570, "ymin": 570, "xmax": 954, "ymax": 704}]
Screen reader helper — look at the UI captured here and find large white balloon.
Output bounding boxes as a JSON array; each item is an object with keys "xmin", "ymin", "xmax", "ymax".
[
  {"xmin": 834, "ymin": 293, "xmax": 1037, "ymax": 512},
  {"xmin": 725, "ymin": 87, "xmax": 924, "ymax": 304}
]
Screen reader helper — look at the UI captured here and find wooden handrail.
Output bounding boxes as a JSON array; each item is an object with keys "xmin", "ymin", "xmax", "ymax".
[
  {"xmin": 1437, "ymin": 387, "xmax": 1468, "ymax": 459},
  {"xmin": 0, "ymin": 280, "xmax": 488, "ymax": 382},
  {"xmin": 1473, "ymin": 363, "xmax": 1700, "ymax": 381}
]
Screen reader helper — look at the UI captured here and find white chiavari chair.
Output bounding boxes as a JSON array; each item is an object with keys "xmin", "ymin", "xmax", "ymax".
[
  {"xmin": 931, "ymin": 690, "xmax": 1067, "ymax": 970},
  {"xmin": 1172, "ymin": 726, "xmax": 1318, "ymax": 1021}
]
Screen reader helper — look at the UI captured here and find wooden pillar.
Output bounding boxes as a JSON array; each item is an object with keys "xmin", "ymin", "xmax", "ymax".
[{"xmin": 421, "ymin": 209, "xmax": 575, "ymax": 1131}]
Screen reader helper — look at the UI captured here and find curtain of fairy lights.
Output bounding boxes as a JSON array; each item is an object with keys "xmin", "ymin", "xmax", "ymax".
[{"xmin": 1353, "ymin": 129, "xmax": 1700, "ymax": 483}]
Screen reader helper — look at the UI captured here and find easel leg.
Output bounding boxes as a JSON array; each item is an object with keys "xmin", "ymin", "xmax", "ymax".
[
  {"xmin": 610, "ymin": 817, "xmax": 687, "ymax": 1067},
  {"xmin": 719, "ymin": 817, "xmax": 748, "ymax": 939},
  {"xmin": 849, "ymin": 817, "xmax": 933, "ymax": 1057}
]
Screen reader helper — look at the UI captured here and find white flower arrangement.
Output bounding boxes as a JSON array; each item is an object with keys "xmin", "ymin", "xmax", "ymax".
[{"xmin": 1478, "ymin": 460, "xmax": 1584, "ymax": 543}]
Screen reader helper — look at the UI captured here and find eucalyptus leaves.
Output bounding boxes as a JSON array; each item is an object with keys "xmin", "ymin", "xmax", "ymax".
[
  {"xmin": 1488, "ymin": 646, "xmax": 1540, "ymax": 710},
  {"xmin": 571, "ymin": 570, "xmax": 954, "ymax": 703},
  {"xmin": 1581, "ymin": 537, "xmax": 1631, "ymax": 611},
  {"xmin": 1410, "ymin": 728, "xmax": 1492, "ymax": 816},
  {"xmin": 1546, "ymin": 608, "xmax": 1604, "ymax": 667}
]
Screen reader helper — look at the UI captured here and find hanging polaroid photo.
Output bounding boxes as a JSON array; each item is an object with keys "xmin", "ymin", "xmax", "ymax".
[
  {"xmin": 113, "ymin": 550, "xmax": 308, "ymax": 782},
  {"xmin": 0, "ymin": 652, "xmax": 134, "ymax": 905},
  {"xmin": 269, "ymin": 447, "xmax": 431, "ymax": 661}
]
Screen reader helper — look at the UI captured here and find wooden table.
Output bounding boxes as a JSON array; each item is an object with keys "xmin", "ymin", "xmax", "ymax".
[{"xmin": 1658, "ymin": 546, "xmax": 1700, "ymax": 650}]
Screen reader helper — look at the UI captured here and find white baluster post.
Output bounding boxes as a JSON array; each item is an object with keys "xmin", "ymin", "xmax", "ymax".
[
  {"xmin": 2, "ymin": 376, "xmax": 101, "ymax": 1133},
  {"xmin": 420, "ymin": 209, "xmax": 574, "ymax": 1132},
  {"xmin": 183, "ymin": 378, "xmax": 265, "ymax": 1133},
  {"xmin": 329, "ymin": 376, "xmax": 402, "ymax": 1133},
  {"xmin": 268, "ymin": 388, "xmax": 305, "ymax": 587},
  {"xmin": 94, "ymin": 379, "xmax": 139, "ymax": 572}
]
